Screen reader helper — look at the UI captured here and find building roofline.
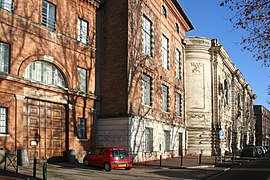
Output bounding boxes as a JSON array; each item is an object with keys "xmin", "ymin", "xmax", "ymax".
[{"xmin": 171, "ymin": 0, "xmax": 194, "ymax": 30}]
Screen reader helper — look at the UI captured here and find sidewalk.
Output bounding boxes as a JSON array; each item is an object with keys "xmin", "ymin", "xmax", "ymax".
[{"xmin": 0, "ymin": 156, "xmax": 247, "ymax": 180}]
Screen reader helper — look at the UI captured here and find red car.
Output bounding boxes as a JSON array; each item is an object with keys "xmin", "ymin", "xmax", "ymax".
[{"xmin": 83, "ymin": 147, "xmax": 133, "ymax": 171}]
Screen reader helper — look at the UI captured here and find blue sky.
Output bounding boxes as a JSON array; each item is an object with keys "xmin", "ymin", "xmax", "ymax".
[{"xmin": 180, "ymin": 1, "xmax": 270, "ymax": 110}]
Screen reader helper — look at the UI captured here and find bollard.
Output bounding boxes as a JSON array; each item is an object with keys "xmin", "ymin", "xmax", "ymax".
[
  {"xmin": 160, "ymin": 155, "xmax": 162, "ymax": 167},
  {"xmin": 180, "ymin": 154, "xmax": 183, "ymax": 167},
  {"xmin": 43, "ymin": 163, "xmax": 47, "ymax": 180},
  {"xmin": 33, "ymin": 157, "xmax": 37, "ymax": 178},
  {"xmin": 199, "ymin": 154, "xmax": 202, "ymax": 166}
]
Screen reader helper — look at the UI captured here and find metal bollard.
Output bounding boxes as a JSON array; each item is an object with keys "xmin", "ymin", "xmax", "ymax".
[
  {"xmin": 33, "ymin": 157, "xmax": 37, "ymax": 178},
  {"xmin": 160, "ymin": 155, "xmax": 162, "ymax": 167},
  {"xmin": 180, "ymin": 154, "xmax": 183, "ymax": 167},
  {"xmin": 43, "ymin": 163, "xmax": 47, "ymax": 180},
  {"xmin": 199, "ymin": 154, "xmax": 202, "ymax": 166}
]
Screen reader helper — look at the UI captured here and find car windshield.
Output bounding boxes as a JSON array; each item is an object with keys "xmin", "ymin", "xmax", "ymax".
[{"xmin": 112, "ymin": 150, "xmax": 128, "ymax": 159}]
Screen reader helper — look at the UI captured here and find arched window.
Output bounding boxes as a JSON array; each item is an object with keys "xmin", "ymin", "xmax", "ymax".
[
  {"xmin": 224, "ymin": 79, "xmax": 230, "ymax": 105},
  {"xmin": 162, "ymin": 6, "xmax": 167, "ymax": 17},
  {"xmin": 237, "ymin": 93, "xmax": 242, "ymax": 109},
  {"xmin": 25, "ymin": 60, "xmax": 66, "ymax": 88}
]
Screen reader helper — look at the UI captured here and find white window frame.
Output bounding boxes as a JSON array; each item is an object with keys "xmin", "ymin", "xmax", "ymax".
[
  {"xmin": 77, "ymin": 118, "xmax": 86, "ymax": 139},
  {"xmin": 175, "ymin": 48, "xmax": 181, "ymax": 79},
  {"xmin": 78, "ymin": 18, "xmax": 89, "ymax": 44},
  {"xmin": 25, "ymin": 61, "xmax": 66, "ymax": 88},
  {"xmin": 0, "ymin": 42, "xmax": 10, "ymax": 73},
  {"xmin": 0, "ymin": 107, "xmax": 7, "ymax": 134},
  {"xmin": 142, "ymin": 74, "xmax": 152, "ymax": 106},
  {"xmin": 142, "ymin": 15, "xmax": 152, "ymax": 57},
  {"xmin": 145, "ymin": 127, "xmax": 153, "ymax": 152},
  {"xmin": 161, "ymin": 84, "xmax": 169, "ymax": 112},
  {"xmin": 162, "ymin": 35, "xmax": 169, "ymax": 70},
  {"xmin": 42, "ymin": 0, "xmax": 56, "ymax": 30},
  {"xmin": 77, "ymin": 67, "xmax": 87, "ymax": 93},
  {"xmin": 0, "ymin": 0, "xmax": 13, "ymax": 11},
  {"xmin": 164, "ymin": 130, "xmax": 170, "ymax": 152},
  {"xmin": 175, "ymin": 92, "xmax": 181, "ymax": 117}
]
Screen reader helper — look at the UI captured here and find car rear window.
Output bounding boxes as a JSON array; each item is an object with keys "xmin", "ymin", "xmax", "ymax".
[{"xmin": 112, "ymin": 150, "xmax": 128, "ymax": 159}]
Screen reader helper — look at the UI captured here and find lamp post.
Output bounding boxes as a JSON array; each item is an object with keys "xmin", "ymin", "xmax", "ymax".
[{"xmin": 32, "ymin": 131, "xmax": 39, "ymax": 178}]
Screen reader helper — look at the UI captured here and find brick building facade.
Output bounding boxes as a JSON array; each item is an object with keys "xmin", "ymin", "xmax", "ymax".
[
  {"xmin": 96, "ymin": 0, "xmax": 193, "ymax": 162},
  {"xmin": 254, "ymin": 105, "xmax": 270, "ymax": 146},
  {"xmin": 0, "ymin": 0, "xmax": 100, "ymax": 163}
]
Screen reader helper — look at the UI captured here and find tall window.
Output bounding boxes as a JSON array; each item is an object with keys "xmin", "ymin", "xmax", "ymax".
[
  {"xmin": 162, "ymin": 35, "xmax": 169, "ymax": 69},
  {"xmin": 42, "ymin": 0, "xmax": 56, "ymax": 30},
  {"xmin": 175, "ymin": 48, "xmax": 181, "ymax": 79},
  {"xmin": 78, "ymin": 18, "xmax": 88, "ymax": 44},
  {"xmin": 0, "ymin": 0, "xmax": 13, "ymax": 11},
  {"xmin": 145, "ymin": 127, "xmax": 153, "ymax": 152},
  {"xmin": 142, "ymin": 16, "xmax": 152, "ymax": 57},
  {"xmin": 0, "ymin": 107, "xmax": 7, "ymax": 134},
  {"xmin": 164, "ymin": 130, "xmax": 170, "ymax": 151},
  {"xmin": 25, "ymin": 61, "xmax": 66, "ymax": 88},
  {"xmin": 161, "ymin": 84, "xmax": 169, "ymax": 112},
  {"xmin": 175, "ymin": 92, "xmax": 182, "ymax": 117},
  {"xmin": 77, "ymin": 118, "xmax": 86, "ymax": 139},
  {"xmin": 77, "ymin": 67, "xmax": 87, "ymax": 93},
  {"xmin": 238, "ymin": 93, "xmax": 242, "ymax": 109},
  {"xmin": 142, "ymin": 74, "xmax": 152, "ymax": 106},
  {"xmin": 224, "ymin": 79, "xmax": 230, "ymax": 105},
  {"xmin": 175, "ymin": 23, "xmax": 180, "ymax": 33},
  {"xmin": 162, "ymin": 6, "xmax": 167, "ymax": 17},
  {"xmin": 0, "ymin": 42, "xmax": 10, "ymax": 73}
]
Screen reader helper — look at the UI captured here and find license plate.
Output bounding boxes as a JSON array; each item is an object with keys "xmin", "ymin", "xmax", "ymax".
[{"xmin": 119, "ymin": 164, "xmax": 126, "ymax": 167}]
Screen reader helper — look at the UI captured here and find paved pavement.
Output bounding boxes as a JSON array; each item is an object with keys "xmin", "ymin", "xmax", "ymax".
[{"xmin": 0, "ymin": 155, "xmax": 251, "ymax": 180}]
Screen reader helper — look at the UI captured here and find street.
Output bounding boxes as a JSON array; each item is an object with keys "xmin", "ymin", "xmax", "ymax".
[{"xmin": 207, "ymin": 155, "xmax": 270, "ymax": 180}]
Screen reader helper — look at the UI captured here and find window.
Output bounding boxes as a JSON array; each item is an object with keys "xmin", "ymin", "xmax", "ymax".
[
  {"xmin": 175, "ymin": 49, "xmax": 181, "ymax": 79},
  {"xmin": 77, "ymin": 118, "xmax": 86, "ymax": 139},
  {"xmin": 162, "ymin": 6, "xmax": 167, "ymax": 17},
  {"xmin": 77, "ymin": 67, "xmax": 87, "ymax": 93},
  {"xmin": 78, "ymin": 18, "xmax": 88, "ymax": 44},
  {"xmin": 145, "ymin": 127, "xmax": 153, "ymax": 152},
  {"xmin": 142, "ymin": 74, "xmax": 152, "ymax": 106},
  {"xmin": 224, "ymin": 79, "xmax": 230, "ymax": 105},
  {"xmin": 238, "ymin": 93, "xmax": 242, "ymax": 109},
  {"xmin": 0, "ymin": 107, "xmax": 7, "ymax": 134},
  {"xmin": 175, "ymin": 23, "xmax": 179, "ymax": 33},
  {"xmin": 164, "ymin": 130, "xmax": 170, "ymax": 151},
  {"xmin": 25, "ymin": 61, "xmax": 66, "ymax": 88},
  {"xmin": 161, "ymin": 84, "xmax": 169, "ymax": 112},
  {"xmin": 42, "ymin": 0, "xmax": 56, "ymax": 30},
  {"xmin": 142, "ymin": 16, "xmax": 152, "ymax": 57},
  {"xmin": 162, "ymin": 35, "xmax": 169, "ymax": 69},
  {"xmin": 0, "ymin": 42, "xmax": 10, "ymax": 73},
  {"xmin": 0, "ymin": 0, "xmax": 13, "ymax": 11},
  {"xmin": 175, "ymin": 92, "xmax": 182, "ymax": 117}
]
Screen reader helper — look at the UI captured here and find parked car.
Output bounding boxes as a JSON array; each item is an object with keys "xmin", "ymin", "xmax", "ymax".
[
  {"xmin": 240, "ymin": 147, "xmax": 257, "ymax": 157},
  {"xmin": 83, "ymin": 147, "xmax": 133, "ymax": 171}
]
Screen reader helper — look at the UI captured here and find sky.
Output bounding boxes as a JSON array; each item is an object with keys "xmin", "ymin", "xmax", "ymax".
[{"xmin": 180, "ymin": 1, "xmax": 270, "ymax": 110}]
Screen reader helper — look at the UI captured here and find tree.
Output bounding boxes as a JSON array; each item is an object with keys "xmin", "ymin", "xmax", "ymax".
[{"xmin": 220, "ymin": 0, "xmax": 270, "ymax": 66}]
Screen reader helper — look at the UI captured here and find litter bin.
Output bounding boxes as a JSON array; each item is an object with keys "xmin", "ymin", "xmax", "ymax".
[{"xmin": 17, "ymin": 148, "xmax": 29, "ymax": 166}]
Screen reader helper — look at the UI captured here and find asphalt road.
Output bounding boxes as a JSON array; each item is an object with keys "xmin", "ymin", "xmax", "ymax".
[{"xmin": 207, "ymin": 156, "xmax": 270, "ymax": 180}]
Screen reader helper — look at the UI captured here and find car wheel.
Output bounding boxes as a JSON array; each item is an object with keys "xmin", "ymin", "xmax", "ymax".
[
  {"xmin": 125, "ymin": 167, "xmax": 131, "ymax": 170},
  {"xmin": 83, "ymin": 159, "xmax": 89, "ymax": 166},
  {"xmin": 104, "ymin": 162, "xmax": 111, "ymax": 171}
]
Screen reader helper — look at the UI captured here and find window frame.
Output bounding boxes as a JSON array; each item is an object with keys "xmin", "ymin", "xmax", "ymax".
[
  {"xmin": 42, "ymin": 0, "xmax": 56, "ymax": 30},
  {"xmin": 175, "ymin": 48, "xmax": 181, "ymax": 79},
  {"xmin": 0, "ymin": 107, "xmax": 8, "ymax": 134},
  {"xmin": 142, "ymin": 15, "xmax": 152, "ymax": 57},
  {"xmin": 0, "ymin": 0, "xmax": 14, "ymax": 11},
  {"xmin": 162, "ymin": 5, "xmax": 167, "ymax": 17},
  {"xmin": 175, "ymin": 92, "xmax": 182, "ymax": 117},
  {"xmin": 162, "ymin": 35, "xmax": 169, "ymax": 70},
  {"xmin": 0, "ymin": 42, "xmax": 10, "ymax": 73},
  {"xmin": 142, "ymin": 74, "xmax": 152, "ymax": 107},
  {"xmin": 77, "ymin": 118, "xmax": 86, "ymax": 139},
  {"xmin": 77, "ymin": 67, "xmax": 87, "ymax": 93},
  {"xmin": 164, "ymin": 130, "xmax": 170, "ymax": 152},
  {"xmin": 145, "ymin": 127, "xmax": 153, "ymax": 152},
  {"xmin": 77, "ymin": 18, "xmax": 89, "ymax": 44},
  {"xmin": 161, "ymin": 84, "xmax": 169, "ymax": 112}
]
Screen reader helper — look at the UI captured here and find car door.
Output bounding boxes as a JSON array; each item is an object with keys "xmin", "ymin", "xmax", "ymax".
[{"xmin": 88, "ymin": 148, "xmax": 101, "ymax": 166}]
